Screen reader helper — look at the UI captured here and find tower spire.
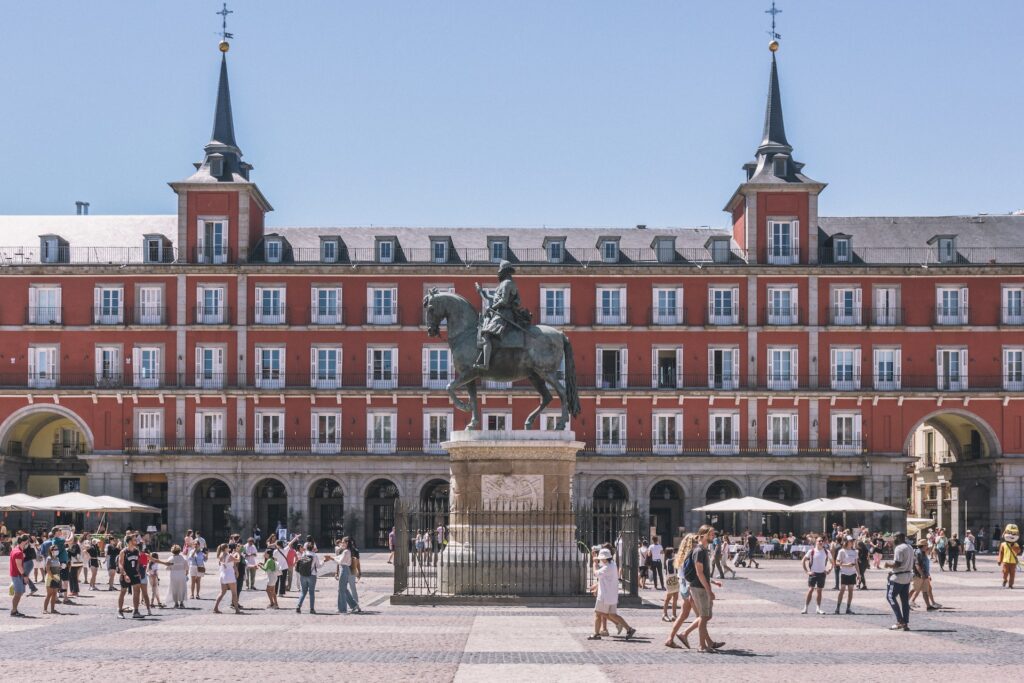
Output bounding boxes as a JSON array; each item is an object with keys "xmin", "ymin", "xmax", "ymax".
[
  {"xmin": 757, "ymin": 54, "xmax": 791, "ymax": 156},
  {"xmin": 210, "ymin": 53, "xmax": 238, "ymax": 149}
]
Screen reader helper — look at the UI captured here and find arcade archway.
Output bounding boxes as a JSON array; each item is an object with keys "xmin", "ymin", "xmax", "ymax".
[
  {"xmin": 309, "ymin": 478, "xmax": 345, "ymax": 548},
  {"xmin": 192, "ymin": 478, "xmax": 232, "ymax": 542}
]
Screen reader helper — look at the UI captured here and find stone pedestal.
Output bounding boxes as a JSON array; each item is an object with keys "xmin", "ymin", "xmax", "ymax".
[{"xmin": 441, "ymin": 430, "xmax": 585, "ymax": 597}]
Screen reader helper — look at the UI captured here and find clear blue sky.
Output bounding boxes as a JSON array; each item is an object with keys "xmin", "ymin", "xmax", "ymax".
[{"xmin": 1, "ymin": 1, "xmax": 1021, "ymax": 229}]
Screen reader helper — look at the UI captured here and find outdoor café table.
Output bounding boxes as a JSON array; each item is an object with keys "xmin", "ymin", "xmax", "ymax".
[{"xmin": 790, "ymin": 544, "xmax": 812, "ymax": 559}]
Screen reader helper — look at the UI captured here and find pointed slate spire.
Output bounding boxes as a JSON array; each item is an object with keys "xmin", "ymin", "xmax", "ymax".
[
  {"xmin": 757, "ymin": 54, "xmax": 791, "ymax": 156},
  {"xmin": 210, "ymin": 54, "xmax": 238, "ymax": 148}
]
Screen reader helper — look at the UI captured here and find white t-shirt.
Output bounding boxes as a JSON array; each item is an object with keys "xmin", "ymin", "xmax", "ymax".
[
  {"xmin": 804, "ymin": 546, "xmax": 829, "ymax": 573},
  {"xmin": 595, "ymin": 561, "xmax": 619, "ymax": 604},
  {"xmin": 837, "ymin": 548, "xmax": 859, "ymax": 575},
  {"xmin": 245, "ymin": 543, "xmax": 258, "ymax": 567},
  {"xmin": 964, "ymin": 536, "xmax": 976, "ymax": 552},
  {"xmin": 649, "ymin": 543, "xmax": 664, "ymax": 562}
]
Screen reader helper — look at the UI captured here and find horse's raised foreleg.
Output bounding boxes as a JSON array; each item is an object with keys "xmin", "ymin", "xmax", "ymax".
[
  {"xmin": 446, "ymin": 376, "xmax": 473, "ymax": 413},
  {"xmin": 524, "ymin": 372, "xmax": 552, "ymax": 429}
]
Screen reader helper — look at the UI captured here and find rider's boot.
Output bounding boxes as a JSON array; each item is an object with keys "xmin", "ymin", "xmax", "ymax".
[{"xmin": 474, "ymin": 340, "xmax": 491, "ymax": 370}]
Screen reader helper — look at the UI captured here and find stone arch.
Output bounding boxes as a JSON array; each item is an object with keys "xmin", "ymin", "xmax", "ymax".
[
  {"xmin": 363, "ymin": 477, "xmax": 404, "ymax": 500},
  {"xmin": 307, "ymin": 477, "xmax": 346, "ymax": 499},
  {"xmin": 191, "ymin": 477, "xmax": 233, "ymax": 541},
  {"xmin": 901, "ymin": 408, "xmax": 1001, "ymax": 460},
  {"xmin": 757, "ymin": 477, "xmax": 805, "ymax": 503},
  {"xmin": 703, "ymin": 478, "xmax": 744, "ymax": 502},
  {"xmin": 308, "ymin": 478, "xmax": 346, "ymax": 547},
  {"xmin": 590, "ymin": 478, "xmax": 633, "ymax": 502},
  {"xmin": 0, "ymin": 403, "xmax": 95, "ymax": 453}
]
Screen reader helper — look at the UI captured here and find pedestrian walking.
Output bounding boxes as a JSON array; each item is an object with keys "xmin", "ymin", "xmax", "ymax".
[
  {"xmin": 86, "ymin": 537, "xmax": 99, "ymax": 590},
  {"xmin": 147, "ymin": 551, "xmax": 165, "ymax": 608},
  {"xmin": 293, "ymin": 541, "xmax": 321, "ymax": 614},
  {"xmin": 935, "ymin": 530, "xmax": 947, "ymax": 570},
  {"xmin": 947, "ymin": 534, "xmax": 961, "ymax": 571},
  {"xmin": 855, "ymin": 534, "xmax": 870, "ymax": 589},
  {"xmin": 829, "ymin": 536, "xmax": 842, "ymax": 590},
  {"xmin": 680, "ymin": 525, "xmax": 724, "ymax": 652},
  {"xmin": 187, "ymin": 543, "xmax": 206, "ymax": 599},
  {"xmin": 587, "ymin": 548, "xmax": 635, "ymax": 641},
  {"xmin": 964, "ymin": 530, "xmax": 977, "ymax": 571},
  {"xmin": 649, "ymin": 535, "xmax": 666, "ymax": 590},
  {"xmin": 105, "ymin": 536, "xmax": 120, "ymax": 591},
  {"xmin": 661, "ymin": 546, "xmax": 680, "ymax": 622},
  {"xmin": 835, "ymin": 536, "xmax": 859, "ymax": 614},
  {"xmin": 884, "ymin": 532, "xmax": 914, "ymax": 631},
  {"xmin": 909, "ymin": 538, "xmax": 940, "ymax": 611},
  {"xmin": 20, "ymin": 534, "xmax": 38, "ymax": 596},
  {"xmin": 329, "ymin": 537, "xmax": 360, "ymax": 614},
  {"xmin": 801, "ymin": 537, "xmax": 832, "ymax": 614},
  {"xmin": 664, "ymin": 533, "xmax": 696, "ymax": 649},
  {"xmin": 117, "ymin": 535, "xmax": 144, "ymax": 619},
  {"xmin": 273, "ymin": 541, "xmax": 290, "ymax": 596},
  {"xmin": 213, "ymin": 542, "xmax": 242, "ymax": 614},
  {"xmin": 8, "ymin": 534, "xmax": 29, "ymax": 618},
  {"xmin": 244, "ymin": 537, "xmax": 259, "ymax": 589},
  {"xmin": 258, "ymin": 549, "xmax": 280, "ymax": 608},
  {"xmin": 150, "ymin": 545, "xmax": 188, "ymax": 608},
  {"xmin": 387, "ymin": 526, "xmax": 396, "ymax": 565},
  {"xmin": 638, "ymin": 539, "xmax": 650, "ymax": 589}
]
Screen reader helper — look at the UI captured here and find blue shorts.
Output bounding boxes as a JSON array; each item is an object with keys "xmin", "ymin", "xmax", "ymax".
[{"xmin": 11, "ymin": 576, "xmax": 25, "ymax": 594}]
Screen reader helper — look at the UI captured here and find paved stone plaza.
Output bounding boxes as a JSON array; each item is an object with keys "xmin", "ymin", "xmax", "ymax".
[{"xmin": 1, "ymin": 552, "xmax": 1017, "ymax": 679}]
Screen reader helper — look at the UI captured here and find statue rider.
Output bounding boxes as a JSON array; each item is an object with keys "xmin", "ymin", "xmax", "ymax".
[{"xmin": 474, "ymin": 260, "xmax": 530, "ymax": 370}]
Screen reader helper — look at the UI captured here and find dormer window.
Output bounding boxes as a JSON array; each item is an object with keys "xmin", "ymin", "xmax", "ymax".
[
  {"xmin": 378, "ymin": 239, "xmax": 394, "ymax": 263},
  {"xmin": 547, "ymin": 240, "xmax": 564, "ymax": 263},
  {"xmin": 431, "ymin": 239, "xmax": 449, "ymax": 264},
  {"xmin": 654, "ymin": 237, "xmax": 675, "ymax": 263},
  {"xmin": 143, "ymin": 235, "xmax": 167, "ymax": 264},
  {"xmin": 321, "ymin": 238, "xmax": 338, "ymax": 263},
  {"xmin": 938, "ymin": 237, "xmax": 955, "ymax": 264},
  {"xmin": 707, "ymin": 238, "xmax": 731, "ymax": 264},
  {"xmin": 488, "ymin": 238, "xmax": 508, "ymax": 263},
  {"xmin": 209, "ymin": 154, "xmax": 224, "ymax": 178},
  {"xmin": 265, "ymin": 238, "xmax": 282, "ymax": 263},
  {"xmin": 772, "ymin": 155, "xmax": 788, "ymax": 178},
  {"xmin": 598, "ymin": 239, "xmax": 619, "ymax": 263},
  {"xmin": 834, "ymin": 237, "xmax": 851, "ymax": 263},
  {"xmin": 39, "ymin": 235, "xmax": 68, "ymax": 264}
]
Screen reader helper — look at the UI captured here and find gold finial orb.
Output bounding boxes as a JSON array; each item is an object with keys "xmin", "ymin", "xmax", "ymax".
[
  {"xmin": 768, "ymin": 39, "xmax": 779, "ymax": 53},
  {"xmin": 219, "ymin": 39, "xmax": 230, "ymax": 53}
]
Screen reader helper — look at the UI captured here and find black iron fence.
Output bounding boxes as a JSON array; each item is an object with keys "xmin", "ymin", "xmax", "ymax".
[{"xmin": 393, "ymin": 502, "xmax": 639, "ymax": 600}]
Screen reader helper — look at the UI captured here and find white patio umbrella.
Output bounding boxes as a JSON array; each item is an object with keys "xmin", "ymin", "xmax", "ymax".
[
  {"xmin": 0, "ymin": 493, "xmax": 40, "ymax": 512},
  {"xmin": 693, "ymin": 496, "xmax": 794, "ymax": 513},
  {"xmin": 92, "ymin": 495, "xmax": 160, "ymax": 514},
  {"xmin": 789, "ymin": 497, "xmax": 902, "ymax": 513},
  {"xmin": 27, "ymin": 492, "xmax": 130, "ymax": 513},
  {"xmin": 907, "ymin": 517, "xmax": 936, "ymax": 536}
]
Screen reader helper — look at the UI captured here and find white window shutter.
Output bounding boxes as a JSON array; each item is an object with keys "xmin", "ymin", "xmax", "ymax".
[
  {"xmin": 853, "ymin": 349, "xmax": 862, "ymax": 389},
  {"xmin": 731, "ymin": 413, "xmax": 740, "ymax": 446},
  {"xmin": 651, "ymin": 288, "xmax": 658, "ymax": 319},
  {"xmin": 336, "ymin": 346, "xmax": 343, "ymax": 384},
  {"xmin": 28, "ymin": 288, "xmax": 37, "ymax": 319},
  {"xmin": 895, "ymin": 349, "xmax": 902, "ymax": 388},
  {"xmin": 960, "ymin": 349, "xmax": 968, "ymax": 389},
  {"xmin": 872, "ymin": 349, "xmax": 880, "ymax": 386},
  {"xmin": 1003, "ymin": 349, "xmax": 1009, "ymax": 387},
  {"xmin": 392, "ymin": 348, "xmax": 398, "ymax": 378},
  {"xmin": 116, "ymin": 287, "xmax": 124, "ymax": 323},
  {"xmin": 195, "ymin": 346, "xmax": 202, "ymax": 382},
  {"xmin": 620, "ymin": 415, "xmax": 627, "ymax": 447},
  {"xmin": 676, "ymin": 287, "xmax": 684, "ymax": 320},
  {"xmin": 279, "ymin": 350, "xmax": 285, "ymax": 379},
  {"xmin": 196, "ymin": 219, "xmax": 205, "ymax": 258},
  {"xmin": 792, "ymin": 349, "xmax": 799, "ymax": 385},
  {"xmin": 366, "ymin": 347, "xmax": 373, "ymax": 384},
  {"xmin": 830, "ymin": 348, "xmax": 838, "ymax": 384},
  {"xmin": 960, "ymin": 287, "xmax": 969, "ymax": 320},
  {"xmin": 254, "ymin": 347, "xmax": 262, "ymax": 379},
  {"xmin": 731, "ymin": 350, "xmax": 739, "ymax": 384},
  {"xmin": 563, "ymin": 287, "xmax": 571, "ymax": 324},
  {"xmin": 792, "ymin": 414, "xmax": 799, "ymax": 446},
  {"xmin": 596, "ymin": 415, "xmax": 603, "ymax": 444},
  {"xmin": 707, "ymin": 349, "xmax": 715, "ymax": 387},
  {"xmin": 422, "ymin": 346, "xmax": 429, "ymax": 385},
  {"xmin": 54, "ymin": 287, "xmax": 61, "ymax": 314},
  {"xmin": 708, "ymin": 419, "xmax": 715, "ymax": 450},
  {"xmin": 1002, "ymin": 288, "xmax": 1009, "ymax": 321},
  {"xmin": 650, "ymin": 348, "xmax": 657, "ymax": 389},
  {"xmin": 132, "ymin": 348, "xmax": 140, "ymax": 385},
  {"xmin": 731, "ymin": 286, "xmax": 740, "ymax": 322},
  {"xmin": 596, "ymin": 348, "xmax": 603, "ymax": 387},
  {"xmin": 854, "ymin": 414, "xmax": 862, "ymax": 448},
  {"xmin": 651, "ymin": 413, "xmax": 658, "ymax": 445},
  {"xmin": 767, "ymin": 415, "xmax": 775, "ymax": 444},
  {"xmin": 194, "ymin": 413, "xmax": 202, "ymax": 447},
  {"xmin": 310, "ymin": 287, "xmax": 318, "ymax": 324},
  {"xmin": 792, "ymin": 220, "xmax": 800, "ymax": 261},
  {"xmin": 620, "ymin": 349, "xmax": 628, "ymax": 387},
  {"xmin": 94, "ymin": 347, "xmax": 103, "ymax": 379},
  {"xmin": 936, "ymin": 350, "xmax": 944, "ymax": 389},
  {"xmin": 366, "ymin": 287, "xmax": 374, "ymax": 320},
  {"xmin": 254, "ymin": 413, "xmax": 263, "ymax": 444},
  {"xmin": 254, "ymin": 287, "xmax": 263, "ymax": 323},
  {"xmin": 390, "ymin": 288, "xmax": 398, "ymax": 320},
  {"xmin": 93, "ymin": 287, "xmax": 101, "ymax": 323},
  {"xmin": 854, "ymin": 288, "xmax": 862, "ymax": 323},
  {"xmin": 675, "ymin": 347, "xmax": 684, "ymax": 388},
  {"xmin": 311, "ymin": 412, "xmax": 318, "ymax": 443},
  {"xmin": 310, "ymin": 347, "xmax": 317, "ymax": 385}
]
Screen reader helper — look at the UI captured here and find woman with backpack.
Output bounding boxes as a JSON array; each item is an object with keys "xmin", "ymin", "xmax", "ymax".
[
  {"xmin": 294, "ymin": 541, "xmax": 322, "ymax": 614},
  {"xmin": 664, "ymin": 533, "xmax": 696, "ymax": 648}
]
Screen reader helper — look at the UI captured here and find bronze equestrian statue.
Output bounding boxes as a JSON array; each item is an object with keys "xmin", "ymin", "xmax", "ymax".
[{"xmin": 423, "ymin": 262, "xmax": 581, "ymax": 431}]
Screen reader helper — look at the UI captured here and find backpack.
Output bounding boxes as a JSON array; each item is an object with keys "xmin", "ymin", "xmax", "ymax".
[
  {"xmin": 294, "ymin": 555, "xmax": 314, "ymax": 577},
  {"xmin": 682, "ymin": 550, "xmax": 699, "ymax": 584}
]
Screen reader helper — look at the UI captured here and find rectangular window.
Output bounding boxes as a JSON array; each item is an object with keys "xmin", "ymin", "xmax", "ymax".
[
  {"xmin": 655, "ymin": 239, "xmax": 675, "ymax": 263},
  {"xmin": 831, "ymin": 413, "xmax": 862, "ymax": 454},
  {"xmin": 596, "ymin": 287, "xmax": 625, "ymax": 325},
  {"xmin": 197, "ymin": 286, "xmax": 225, "ymax": 324},
  {"xmin": 310, "ymin": 286, "xmax": 341, "ymax": 325},
  {"xmin": 137, "ymin": 286, "xmax": 163, "ymax": 324},
  {"xmin": 596, "ymin": 347, "xmax": 628, "ymax": 389},
  {"xmin": 27, "ymin": 344, "xmax": 57, "ymax": 387},
  {"xmin": 423, "ymin": 347, "xmax": 450, "ymax": 389},
  {"xmin": 133, "ymin": 347, "xmax": 161, "ymax": 388},
  {"xmin": 197, "ymin": 220, "xmax": 227, "ymax": 264},
  {"xmin": 767, "ymin": 286, "xmax": 797, "ymax": 325},
  {"xmin": 490, "ymin": 240, "xmax": 506, "ymax": 262},
  {"xmin": 938, "ymin": 238, "xmax": 956, "ymax": 264},
  {"xmin": 834, "ymin": 238, "xmax": 851, "ymax": 263},
  {"xmin": 830, "ymin": 347, "xmax": 861, "ymax": 390},
  {"xmin": 540, "ymin": 287, "xmax": 569, "ymax": 325},
  {"xmin": 485, "ymin": 413, "xmax": 511, "ymax": 433},
  {"xmin": 873, "ymin": 347, "xmax": 901, "ymax": 390},
  {"xmin": 937, "ymin": 348, "xmax": 968, "ymax": 391},
  {"xmin": 378, "ymin": 240, "xmax": 394, "ymax": 263},
  {"xmin": 93, "ymin": 286, "xmax": 124, "ymax": 325},
  {"xmin": 254, "ymin": 287, "xmax": 286, "ymax": 324},
  {"xmin": 195, "ymin": 346, "xmax": 225, "ymax": 389},
  {"xmin": 652, "ymin": 347, "xmax": 683, "ymax": 389},
  {"xmin": 195, "ymin": 412, "xmax": 224, "ymax": 453},
  {"xmin": 1004, "ymin": 348, "xmax": 1024, "ymax": 391},
  {"xmin": 368, "ymin": 347, "xmax": 397, "ymax": 389},
  {"xmin": 596, "ymin": 413, "xmax": 626, "ymax": 454},
  {"xmin": 367, "ymin": 287, "xmax": 398, "ymax": 324},
  {"xmin": 311, "ymin": 412, "xmax": 341, "ymax": 454},
  {"xmin": 767, "ymin": 220, "xmax": 798, "ymax": 264},
  {"xmin": 311, "ymin": 347, "xmax": 341, "ymax": 389},
  {"xmin": 768, "ymin": 413, "xmax": 798, "ymax": 455},
  {"xmin": 367, "ymin": 412, "xmax": 396, "ymax": 453},
  {"xmin": 652, "ymin": 412, "xmax": 682, "ymax": 454},
  {"xmin": 708, "ymin": 286, "xmax": 740, "ymax": 324},
  {"xmin": 95, "ymin": 346, "xmax": 122, "ymax": 387},
  {"xmin": 255, "ymin": 347, "xmax": 285, "ymax": 389},
  {"xmin": 831, "ymin": 287, "xmax": 862, "ymax": 325},
  {"xmin": 547, "ymin": 240, "xmax": 564, "ymax": 263},
  {"xmin": 144, "ymin": 238, "xmax": 163, "ymax": 264},
  {"xmin": 710, "ymin": 412, "xmax": 740, "ymax": 455},
  {"xmin": 873, "ymin": 286, "xmax": 899, "ymax": 325},
  {"xmin": 1003, "ymin": 287, "xmax": 1024, "ymax": 325},
  {"xmin": 432, "ymin": 240, "xmax": 448, "ymax": 263},
  {"xmin": 652, "ymin": 287, "xmax": 684, "ymax": 325},
  {"xmin": 602, "ymin": 241, "xmax": 619, "ymax": 262},
  {"xmin": 136, "ymin": 411, "xmax": 162, "ymax": 451},
  {"xmin": 266, "ymin": 240, "xmax": 282, "ymax": 263},
  {"xmin": 767, "ymin": 347, "xmax": 798, "ymax": 390},
  {"xmin": 711, "ymin": 240, "xmax": 730, "ymax": 264},
  {"xmin": 936, "ymin": 287, "xmax": 968, "ymax": 325},
  {"xmin": 255, "ymin": 412, "xmax": 284, "ymax": 454},
  {"xmin": 424, "ymin": 413, "xmax": 452, "ymax": 453},
  {"xmin": 321, "ymin": 240, "xmax": 338, "ymax": 263},
  {"xmin": 708, "ymin": 347, "xmax": 740, "ymax": 390},
  {"xmin": 28, "ymin": 286, "xmax": 62, "ymax": 324}
]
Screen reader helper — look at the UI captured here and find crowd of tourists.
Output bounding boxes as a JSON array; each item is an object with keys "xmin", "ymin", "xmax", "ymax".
[{"xmin": 5, "ymin": 524, "xmax": 365, "ymax": 619}]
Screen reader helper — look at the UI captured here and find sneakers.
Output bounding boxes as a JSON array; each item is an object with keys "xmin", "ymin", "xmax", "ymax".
[
  {"xmin": 816, "ymin": 607, "xmax": 825, "ymax": 615},
  {"xmin": 846, "ymin": 608, "xmax": 855, "ymax": 615},
  {"xmin": 800, "ymin": 606, "xmax": 808, "ymax": 614},
  {"xmin": 625, "ymin": 627, "xmax": 637, "ymax": 640}
]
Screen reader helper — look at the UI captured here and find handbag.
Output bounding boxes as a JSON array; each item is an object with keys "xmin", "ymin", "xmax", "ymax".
[{"xmin": 666, "ymin": 575, "xmax": 680, "ymax": 594}]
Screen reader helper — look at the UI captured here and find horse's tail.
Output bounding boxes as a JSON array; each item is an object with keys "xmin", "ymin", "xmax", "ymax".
[{"xmin": 562, "ymin": 335, "xmax": 582, "ymax": 417}]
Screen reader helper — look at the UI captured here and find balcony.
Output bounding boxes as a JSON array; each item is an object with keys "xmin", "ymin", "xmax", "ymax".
[
  {"xmin": 830, "ymin": 439, "xmax": 866, "ymax": 456},
  {"xmin": 133, "ymin": 305, "xmax": 167, "ymax": 325},
  {"xmin": 934, "ymin": 306, "xmax": 969, "ymax": 326},
  {"xmin": 649, "ymin": 307, "xmax": 687, "ymax": 326},
  {"xmin": 193, "ymin": 305, "xmax": 232, "ymax": 325},
  {"xmin": 364, "ymin": 306, "xmax": 401, "ymax": 326},
  {"xmin": 818, "ymin": 246, "xmax": 1024, "ymax": 266},
  {"xmin": 190, "ymin": 246, "xmax": 233, "ymax": 265},
  {"xmin": 25, "ymin": 307, "xmax": 63, "ymax": 325},
  {"xmin": 122, "ymin": 437, "xmax": 448, "ymax": 456},
  {"xmin": 706, "ymin": 306, "xmax": 741, "ymax": 326},
  {"xmin": 90, "ymin": 306, "xmax": 125, "ymax": 326},
  {"xmin": 539, "ymin": 310, "xmax": 570, "ymax": 326},
  {"xmin": 764, "ymin": 305, "xmax": 800, "ymax": 326},
  {"xmin": 825, "ymin": 306, "xmax": 863, "ymax": 326},
  {"xmin": 309, "ymin": 307, "xmax": 346, "ymax": 325},
  {"xmin": 593, "ymin": 308, "xmax": 627, "ymax": 326},
  {"xmin": 252, "ymin": 306, "xmax": 289, "ymax": 325},
  {"xmin": 765, "ymin": 246, "xmax": 798, "ymax": 265},
  {"xmin": 869, "ymin": 307, "xmax": 903, "ymax": 326}
]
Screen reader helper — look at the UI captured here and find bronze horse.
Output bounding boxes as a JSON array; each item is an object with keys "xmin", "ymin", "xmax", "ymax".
[{"xmin": 423, "ymin": 289, "xmax": 581, "ymax": 430}]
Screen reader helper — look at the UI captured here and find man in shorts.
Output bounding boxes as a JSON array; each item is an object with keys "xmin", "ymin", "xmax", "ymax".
[
  {"xmin": 910, "ymin": 538, "xmax": 940, "ymax": 610},
  {"xmin": 835, "ymin": 535, "xmax": 860, "ymax": 614},
  {"xmin": 587, "ymin": 548, "xmax": 635, "ymax": 641},
  {"xmin": 680, "ymin": 525, "xmax": 725, "ymax": 651},
  {"xmin": 9, "ymin": 534, "xmax": 30, "ymax": 617},
  {"xmin": 801, "ymin": 536, "xmax": 833, "ymax": 614}
]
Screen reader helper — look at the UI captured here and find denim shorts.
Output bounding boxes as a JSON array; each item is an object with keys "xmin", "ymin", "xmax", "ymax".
[{"xmin": 11, "ymin": 576, "xmax": 25, "ymax": 594}]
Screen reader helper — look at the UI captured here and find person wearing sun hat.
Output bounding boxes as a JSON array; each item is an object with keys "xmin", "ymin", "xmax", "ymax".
[{"xmin": 587, "ymin": 548, "xmax": 635, "ymax": 641}]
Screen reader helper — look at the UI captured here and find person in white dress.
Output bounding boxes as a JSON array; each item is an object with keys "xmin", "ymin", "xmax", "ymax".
[
  {"xmin": 150, "ymin": 545, "xmax": 189, "ymax": 608},
  {"xmin": 213, "ymin": 542, "xmax": 241, "ymax": 614}
]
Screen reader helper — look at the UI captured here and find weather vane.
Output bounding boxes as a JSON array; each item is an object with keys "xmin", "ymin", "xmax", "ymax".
[
  {"xmin": 217, "ymin": 2, "xmax": 234, "ymax": 52},
  {"xmin": 765, "ymin": 2, "xmax": 781, "ymax": 52}
]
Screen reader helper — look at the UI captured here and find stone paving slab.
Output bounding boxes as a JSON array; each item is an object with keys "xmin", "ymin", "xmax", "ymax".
[{"xmin": 0, "ymin": 552, "xmax": 1018, "ymax": 679}]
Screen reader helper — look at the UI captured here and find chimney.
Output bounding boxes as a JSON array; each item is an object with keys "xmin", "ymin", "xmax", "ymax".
[
  {"xmin": 75, "ymin": 201, "xmax": 90, "ymax": 216},
  {"xmin": 636, "ymin": 224, "xmax": 647, "ymax": 230}
]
